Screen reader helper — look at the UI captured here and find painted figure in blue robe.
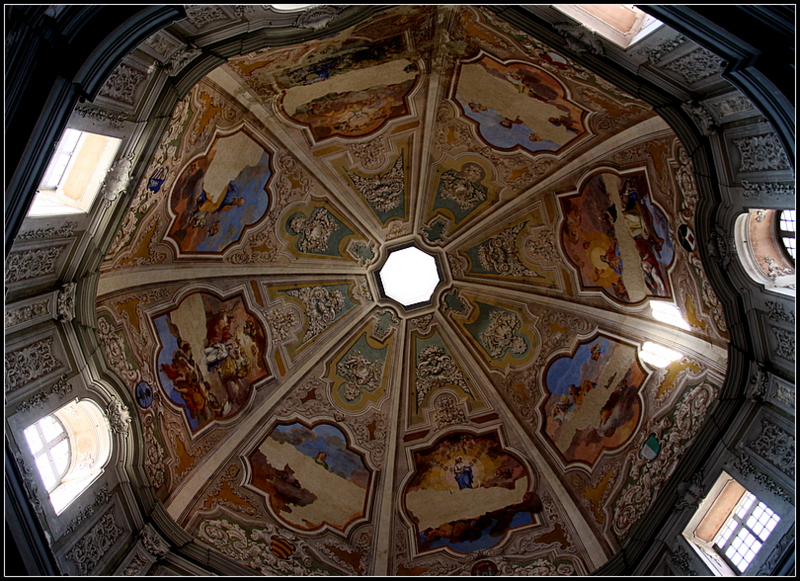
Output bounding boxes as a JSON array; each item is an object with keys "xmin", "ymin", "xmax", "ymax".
[
  {"xmin": 453, "ymin": 457, "xmax": 474, "ymax": 490},
  {"xmin": 197, "ymin": 181, "xmax": 245, "ymax": 215}
]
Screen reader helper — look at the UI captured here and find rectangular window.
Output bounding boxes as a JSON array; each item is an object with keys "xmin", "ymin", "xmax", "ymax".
[
  {"xmin": 29, "ymin": 129, "xmax": 122, "ymax": 217},
  {"xmin": 714, "ymin": 492, "xmax": 781, "ymax": 573}
]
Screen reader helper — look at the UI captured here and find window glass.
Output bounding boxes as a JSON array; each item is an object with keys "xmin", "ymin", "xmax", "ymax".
[
  {"xmin": 713, "ymin": 491, "xmax": 781, "ymax": 573},
  {"xmin": 779, "ymin": 209, "xmax": 795, "ymax": 261},
  {"xmin": 24, "ymin": 415, "xmax": 70, "ymax": 493}
]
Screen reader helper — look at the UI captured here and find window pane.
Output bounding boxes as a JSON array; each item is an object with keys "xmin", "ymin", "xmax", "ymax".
[
  {"xmin": 51, "ymin": 439, "xmax": 70, "ymax": 476},
  {"xmin": 736, "ymin": 492, "xmax": 756, "ymax": 518},
  {"xmin": 39, "ymin": 415, "xmax": 64, "ymax": 443},
  {"xmin": 24, "ymin": 425, "xmax": 44, "ymax": 454},
  {"xmin": 35, "ymin": 455, "xmax": 58, "ymax": 491}
]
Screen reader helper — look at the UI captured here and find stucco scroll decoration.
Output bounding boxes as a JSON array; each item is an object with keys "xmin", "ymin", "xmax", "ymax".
[
  {"xmin": 184, "ymin": 5, "xmax": 230, "ymax": 29},
  {"xmin": 669, "ymin": 545, "xmax": 698, "ymax": 576},
  {"xmin": 311, "ymin": 529, "xmax": 372, "ymax": 576},
  {"xmin": 553, "ymin": 23, "xmax": 604, "ymax": 55},
  {"xmin": 16, "ymin": 221, "xmax": 78, "ymax": 240},
  {"xmin": 5, "ymin": 299, "xmax": 50, "ymax": 329},
  {"xmin": 347, "ymin": 153, "xmax": 404, "ymax": 212},
  {"xmin": 661, "ymin": 48, "xmax": 725, "ymax": 84},
  {"xmin": 525, "ymin": 228, "xmax": 561, "ymax": 265},
  {"xmin": 770, "ymin": 326, "xmax": 795, "ymax": 362},
  {"xmin": 13, "ymin": 454, "xmax": 43, "ymax": 515},
  {"xmin": 57, "ymin": 282, "xmax": 77, "ymax": 322},
  {"xmin": 293, "ymin": 5, "xmax": 342, "ymax": 31},
  {"xmin": 123, "ymin": 554, "xmax": 150, "ymax": 576},
  {"xmin": 711, "ymin": 95, "xmax": 756, "ymax": 118},
  {"xmin": 286, "ymin": 286, "xmax": 346, "ymax": 343},
  {"xmin": 733, "ymin": 134, "xmax": 791, "ymax": 173},
  {"xmin": 203, "ymin": 464, "xmax": 263, "ymax": 518},
  {"xmin": 741, "ymin": 180, "xmax": 795, "ymax": 199},
  {"xmin": 5, "ymin": 245, "xmax": 64, "ymax": 284},
  {"xmin": 290, "ymin": 208, "xmax": 339, "ymax": 254},
  {"xmin": 478, "ymin": 223, "xmax": 539, "ymax": 278},
  {"xmin": 166, "ymin": 44, "xmax": 202, "ymax": 76},
  {"xmin": 99, "ymin": 63, "xmax": 148, "ymax": 106},
  {"xmin": 732, "ymin": 455, "xmax": 792, "ymax": 505},
  {"xmin": 142, "ymin": 413, "xmax": 165, "ymax": 489},
  {"xmin": 65, "ymin": 511, "xmax": 123, "ymax": 575},
  {"xmin": 481, "ymin": 309, "xmax": 527, "ymax": 359},
  {"xmin": 349, "ymin": 137, "xmax": 388, "ymax": 171},
  {"xmin": 16, "ymin": 374, "xmax": 72, "ymax": 413},
  {"xmin": 74, "ymin": 105, "xmax": 127, "ymax": 129},
  {"xmin": 338, "ymin": 351, "xmax": 383, "ymax": 402},
  {"xmin": 5, "ymin": 336, "xmax": 62, "ymax": 393},
  {"xmin": 612, "ymin": 381, "xmax": 717, "ymax": 539},
  {"xmin": 197, "ymin": 518, "xmax": 317, "ymax": 575},
  {"xmin": 501, "ymin": 558, "xmax": 577, "ymax": 576},
  {"xmin": 266, "ymin": 305, "xmax": 301, "ymax": 342},
  {"xmin": 416, "ymin": 345, "xmax": 473, "ymax": 409},
  {"xmin": 747, "ymin": 420, "xmax": 795, "ymax": 478},
  {"xmin": 96, "ymin": 315, "xmax": 140, "ymax": 384},
  {"xmin": 636, "ymin": 34, "xmax": 687, "ymax": 64},
  {"xmin": 765, "ymin": 301, "xmax": 795, "ymax": 324},
  {"xmin": 681, "ymin": 102, "xmax": 717, "ymax": 136},
  {"xmin": 100, "ymin": 153, "xmax": 135, "ymax": 208},
  {"xmin": 432, "ymin": 393, "xmax": 467, "ymax": 430},
  {"xmin": 107, "ymin": 398, "xmax": 132, "ymax": 436},
  {"xmin": 64, "ymin": 486, "xmax": 112, "ymax": 537},
  {"xmin": 141, "ymin": 524, "xmax": 170, "ymax": 559},
  {"xmin": 757, "ymin": 525, "xmax": 795, "ymax": 575}
]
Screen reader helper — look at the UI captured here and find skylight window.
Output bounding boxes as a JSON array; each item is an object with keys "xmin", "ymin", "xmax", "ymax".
[
  {"xmin": 378, "ymin": 246, "xmax": 441, "ymax": 307},
  {"xmin": 552, "ymin": 5, "xmax": 663, "ymax": 49},
  {"xmin": 28, "ymin": 129, "xmax": 122, "ymax": 217}
]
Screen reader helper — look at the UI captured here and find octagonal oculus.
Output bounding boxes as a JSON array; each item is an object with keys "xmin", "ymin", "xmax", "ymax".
[{"xmin": 379, "ymin": 246, "xmax": 440, "ymax": 307}]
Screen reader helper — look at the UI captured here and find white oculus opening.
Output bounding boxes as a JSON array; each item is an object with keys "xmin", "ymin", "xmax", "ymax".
[{"xmin": 379, "ymin": 246, "xmax": 440, "ymax": 307}]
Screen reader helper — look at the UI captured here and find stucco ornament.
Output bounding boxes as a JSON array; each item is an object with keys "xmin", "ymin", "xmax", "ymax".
[
  {"xmin": 290, "ymin": 208, "xmax": 339, "ymax": 253},
  {"xmin": 478, "ymin": 223, "xmax": 538, "ymax": 278},
  {"xmin": 287, "ymin": 286, "xmax": 346, "ymax": 343},
  {"xmin": 480, "ymin": 309, "xmax": 526, "ymax": 359},
  {"xmin": 338, "ymin": 350, "xmax": 383, "ymax": 401},
  {"xmin": 347, "ymin": 153, "xmax": 404, "ymax": 212},
  {"xmin": 415, "ymin": 345, "xmax": 473, "ymax": 409}
]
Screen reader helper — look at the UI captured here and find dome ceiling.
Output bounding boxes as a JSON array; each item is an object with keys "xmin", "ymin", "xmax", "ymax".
[{"xmin": 95, "ymin": 6, "xmax": 730, "ymax": 575}]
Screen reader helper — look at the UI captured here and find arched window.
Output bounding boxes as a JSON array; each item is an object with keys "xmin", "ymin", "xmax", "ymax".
[
  {"xmin": 22, "ymin": 400, "xmax": 112, "ymax": 514},
  {"xmin": 734, "ymin": 209, "xmax": 795, "ymax": 295}
]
